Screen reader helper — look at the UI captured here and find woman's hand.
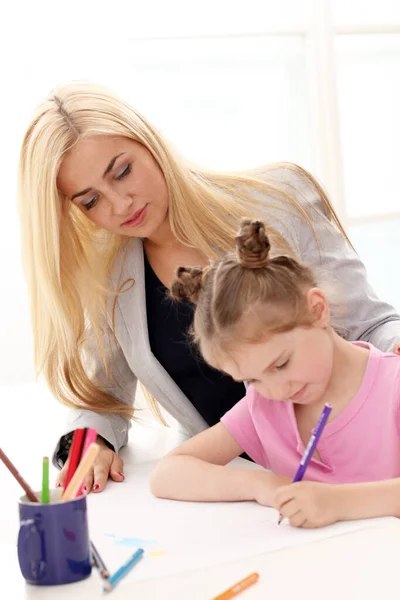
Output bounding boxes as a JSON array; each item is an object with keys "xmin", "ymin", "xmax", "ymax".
[
  {"xmin": 274, "ymin": 481, "xmax": 341, "ymax": 528},
  {"xmin": 56, "ymin": 436, "xmax": 125, "ymax": 493},
  {"xmin": 392, "ymin": 343, "xmax": 400, "ymax": 355}
]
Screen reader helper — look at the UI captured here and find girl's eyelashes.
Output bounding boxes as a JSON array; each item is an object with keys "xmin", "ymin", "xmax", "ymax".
[
  {"xmin": 116, "ymin": 164, "xmax": 131, "ymax": 180},
  {"xmin": 242, "ymin": 358, "xmax": 291, "ymax": 385},
  {"xmin": 276, "ymin": 359, "xmax": 290, "ymax": 370}
]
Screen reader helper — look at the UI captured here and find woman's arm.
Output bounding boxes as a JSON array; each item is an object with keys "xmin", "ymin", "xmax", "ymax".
[
  {"xmin": 270, "ymin": 166, "xmax": 400, "ymax": 353},
  {"xmin": 53, "ymin": 325, "xmax": 137, "ymax": 464},
  {"xmin": 53, "ymin": 326, "xmax": 137, "ymax": 492},
  {"xmin": 150, "ymin": 423, "xmax": 289, "ymax": 503}
]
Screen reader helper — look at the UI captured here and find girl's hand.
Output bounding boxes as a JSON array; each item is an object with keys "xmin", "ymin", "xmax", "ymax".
[
  {"xmin": 252, "ymin": 472, "xmax": 291, "ymax": 507},
  {"xmin": 56, "ymin": 436, "xmax": 125, "ymax": 493},
  {"xmin": 274, "ymin": 481, "xmax": 340, "ymax": 528}
]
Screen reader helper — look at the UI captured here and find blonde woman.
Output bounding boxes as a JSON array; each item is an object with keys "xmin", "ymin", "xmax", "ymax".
[{"xmin": 18, "ymin": 82, "xmax": 400, "ymax": 493}]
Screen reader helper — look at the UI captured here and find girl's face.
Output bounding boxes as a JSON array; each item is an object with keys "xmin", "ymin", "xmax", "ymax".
[
  {"xmin": 57, "ymin": 135, "xmax": 169, "ymax": 239},
  {"xmin": 218, "ymin": 290, "xmax": 334, "ymax": 406}
]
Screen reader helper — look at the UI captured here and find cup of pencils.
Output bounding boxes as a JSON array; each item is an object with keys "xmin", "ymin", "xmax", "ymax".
[
  {"xmin": 2, "ymin": 429, "xmax": 145, "ymax": 591},
  {"xmin": 16, "ymin": 438, "xmax": 100, "ymax": 586},
  {"xmin": 0, "ymin": 432, "xmax": 100, "ymax": 586},
  {"xmin": 17, "ymin": 486, "xmax": 92, "ymax": 586}
]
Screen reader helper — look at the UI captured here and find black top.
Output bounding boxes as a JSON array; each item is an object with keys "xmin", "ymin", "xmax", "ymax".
[
  {"xmin": 56, "ymin": 253, "xmax": 247, "ymax": 467},
  {"xmin": 144, "ymin": 253, "xmax": 246, "ymax": 427}
]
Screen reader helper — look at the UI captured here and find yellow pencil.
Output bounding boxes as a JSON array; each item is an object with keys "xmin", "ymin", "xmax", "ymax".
[
  {"xmin": 62, "ymin": 443, "xmax": 100, "ymax": 501},
  {"xmin": 212, "ymin": 572, "xmax": 260, "ymax": 600}
]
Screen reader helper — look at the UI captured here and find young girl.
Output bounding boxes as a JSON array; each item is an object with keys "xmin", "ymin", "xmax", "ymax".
[{"xmin": 150, "ymin": 219, "xmax": 400, "ymax": 529}]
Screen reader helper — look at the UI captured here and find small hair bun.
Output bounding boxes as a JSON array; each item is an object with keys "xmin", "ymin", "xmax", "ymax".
[
  {"xmin": 235, "ymin": 219, "xmax": 271, "ymax": 269},
  {"xmin": 170, "ymin": 266, "xmax": 204, "ymax": 304}
]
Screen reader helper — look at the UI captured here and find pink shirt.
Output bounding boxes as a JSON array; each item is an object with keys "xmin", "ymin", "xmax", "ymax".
[{"xmin": 221, "ymin": 343, "xmax": 400, "ymax": 483}]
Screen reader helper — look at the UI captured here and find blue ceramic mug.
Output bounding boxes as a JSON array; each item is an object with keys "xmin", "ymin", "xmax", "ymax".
[{"xmin": 17, "ymin": 488, "xmax": 92, "ymax": 586}]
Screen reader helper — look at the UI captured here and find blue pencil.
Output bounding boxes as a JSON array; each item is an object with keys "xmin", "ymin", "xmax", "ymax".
[
  {"xmin": 103, "ymin": 548, "xmax": 144, "ymax": 593},
  {"xmin": 278, "ymin": 403, "xmax": 332, "ymax": 524}
]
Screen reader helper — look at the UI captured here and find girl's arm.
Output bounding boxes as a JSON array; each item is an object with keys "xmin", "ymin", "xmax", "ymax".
[
  {"xmin": 150, "ymin": 423, "xmax": 289, "ymax": 503},
  {"xmin": 335, "ymin": 478, "xmax": 400, "ymax": 521}
]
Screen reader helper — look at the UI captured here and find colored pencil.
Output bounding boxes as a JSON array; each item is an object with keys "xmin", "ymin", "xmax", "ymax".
[
  {"xmin": 76, "ymin": 428, "xmax": 97, "ymax": 497},
  {"xmin": 91, "ymin": 540, "xmax": 109, "ymax": 579},
  {"xmin": 78, "ymin": 428, "xmax": 88, "ymax": 462},
  {"xmin": 103, "ymin": 548, "xmax": 144, "ymax": 592},
  {"xmin": 278, "ymin": 403, "xmax": 332, "ymax": 524},
  {"xmin": 0, "ymin": 447, "xmax": 38, "ymax": 502},
  {"xmin": 41, "ymin": 456, "xmax": 50, "ymax": 504},
  {"xmin": 212, "ymin": 572, "xmax": 260, "ymax": 600},
  {"xmin": 63, "ymin": 428, "xmax": 85, "ymax": 491},
  {"xmin": 62, "ymin": 443, "xmax": 100, "ymax": 501}
]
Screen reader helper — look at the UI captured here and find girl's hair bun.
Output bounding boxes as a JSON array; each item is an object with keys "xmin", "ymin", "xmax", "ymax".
[
  {"xmin": 170, "ymin": 266, "xmax": 204, "ymax": 304},
  {"xmin": 235, "ymin": 218, "xmax": 271, "ymax": 269}
]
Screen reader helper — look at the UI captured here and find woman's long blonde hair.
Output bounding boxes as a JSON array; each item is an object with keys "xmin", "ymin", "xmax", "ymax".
[{"xmin": 18, "ymin": 81, "xmax": 352, "ymax": 420}]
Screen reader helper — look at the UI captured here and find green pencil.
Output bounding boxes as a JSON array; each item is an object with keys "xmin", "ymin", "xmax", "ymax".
[{"xmin": 41, "ymin": 456, "xmax": 50, "ymax": 504}]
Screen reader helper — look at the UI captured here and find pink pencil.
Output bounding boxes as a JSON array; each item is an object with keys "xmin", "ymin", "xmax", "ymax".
[{"xmin": 76, "ymin": 429, "xmax": 97, "ymax": 496}]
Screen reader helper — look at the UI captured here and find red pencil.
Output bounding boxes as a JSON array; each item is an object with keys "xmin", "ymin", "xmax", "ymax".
[
  {"xmin": 63, "ymin": 429, "xmax": 85, "ymax": 491},
  {"xmin": 0, "ymin": 447, "xmax": 38, "ymax": 502}
]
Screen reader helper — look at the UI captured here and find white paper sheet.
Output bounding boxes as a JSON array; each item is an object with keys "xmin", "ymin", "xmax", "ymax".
[{"xmin": 87, "ymin": 459, "xmax": 394, "ymax": 584}]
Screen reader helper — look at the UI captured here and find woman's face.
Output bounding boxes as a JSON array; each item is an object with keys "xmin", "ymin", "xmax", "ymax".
[{"xmin": 57, "ymin": 135, "xmax": 169, "ymax": 239}]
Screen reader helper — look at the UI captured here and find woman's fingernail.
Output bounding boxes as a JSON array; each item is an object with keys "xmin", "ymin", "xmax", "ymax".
[
  {"xmin": 83, "ymin": 485, "xmax": 88, "ymax": 493},
  {"xmin": 56, "ymin": 482, "xmax": 62, "ymax": 488},
  {"xmin": 118, "ymin": 472, "xmax": 125, "ymax": 480},
  {"xmin": 93, "ymin": 484, "xmax": 100, "ymax": 491}
]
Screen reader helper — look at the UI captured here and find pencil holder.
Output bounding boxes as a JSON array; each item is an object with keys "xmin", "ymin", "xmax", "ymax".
[{"xmin": 17, "ymin": 488, "xmax": 91, "ymax": 586}]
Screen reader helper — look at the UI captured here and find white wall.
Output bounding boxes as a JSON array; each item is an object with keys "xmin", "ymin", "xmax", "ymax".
[{"xmin": 1, "ymin": 0, "xmax": 399, "ymax": 384}]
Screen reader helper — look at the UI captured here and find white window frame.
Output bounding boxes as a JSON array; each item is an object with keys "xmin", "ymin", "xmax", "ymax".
[{"xmin": 126, "ymin": 0, "xmax": 400, "ymax": 231}]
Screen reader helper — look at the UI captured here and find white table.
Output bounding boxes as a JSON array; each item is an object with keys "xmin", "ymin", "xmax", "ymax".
[{"xmin": 1, "ymin": 382, "xmax": 400, "ymax": 600}]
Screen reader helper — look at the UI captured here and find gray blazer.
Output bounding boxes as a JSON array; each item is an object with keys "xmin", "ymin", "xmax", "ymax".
[{"xmin": 55, "ymin": 167, "xmax": 400, "ymax": 456}]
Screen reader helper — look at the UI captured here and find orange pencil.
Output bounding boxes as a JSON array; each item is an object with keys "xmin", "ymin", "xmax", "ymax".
[
  {"xmin": 212, "ymin": 572, "xmax": 260, "ymax": 600},
  {"xmin": 62, "ymin": 443, "xmax": 100, "ymax": 501}
]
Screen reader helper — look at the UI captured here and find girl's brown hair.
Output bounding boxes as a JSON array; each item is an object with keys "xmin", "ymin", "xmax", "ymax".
[{"xmin": 171, "ymin": 219, "xmax": 318, "ymax": 366}]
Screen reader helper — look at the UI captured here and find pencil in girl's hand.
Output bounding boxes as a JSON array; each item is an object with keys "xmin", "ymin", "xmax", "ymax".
[
  {"xmin": 62, "ymin": 443, "xmax": 100, "ymax": 501},
  {"xmin": 91, "ymin": 541, "xmax": 109, "ymax": 579},
  {"xmin": 0, "ymin": 447, "xmax": 38, "ymax": 502},
  {"xmin": 278, "ymin": 403, "xmax": 332, "ymax": 524},
  {"xmin": 41, "ymin": 456, "xmax": 50, "ymax": 504}
]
